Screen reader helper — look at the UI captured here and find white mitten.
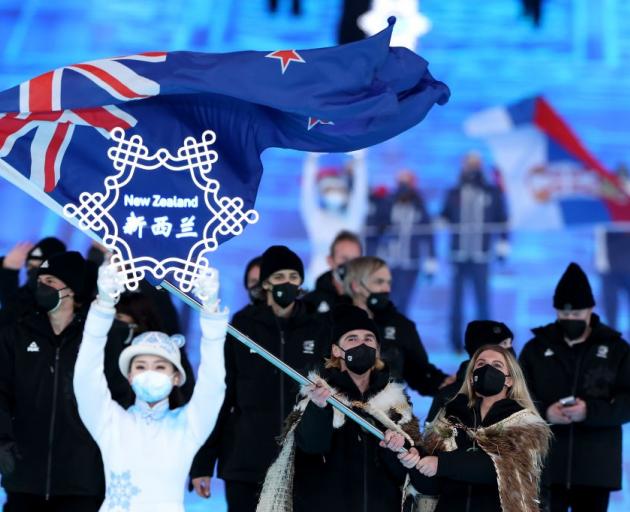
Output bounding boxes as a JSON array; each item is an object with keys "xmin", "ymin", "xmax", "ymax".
[
  {"xmin": 97, "ymin": 264, "xmax": 125, "ymax": 308},
  {"xmin": 194, "ymin": 267, "xmax": 221, "ymax": 313}
]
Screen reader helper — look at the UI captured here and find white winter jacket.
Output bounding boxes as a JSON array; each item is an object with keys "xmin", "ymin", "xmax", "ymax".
[{"xmin": 74, "ymin": 301, "xmax": 227, "ymax": 512}]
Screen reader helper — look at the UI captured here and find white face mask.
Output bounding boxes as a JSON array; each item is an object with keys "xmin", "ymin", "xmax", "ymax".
[
  {"xmin": 131, "ymin": 371, "xmax": 174, "ymax": 403},
  {"xmin": 322, "ymin": 191, "xmax": 348, "ymax": 210}
]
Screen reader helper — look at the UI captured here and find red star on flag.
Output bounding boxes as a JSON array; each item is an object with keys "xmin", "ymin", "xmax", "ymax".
[
  {"xmin": 265, "ymin": 50, "xmax": 305, "ymax": 74},
  {"xmin": 307, "ymin": 117, "xmax": 335, "ymax": 131}
]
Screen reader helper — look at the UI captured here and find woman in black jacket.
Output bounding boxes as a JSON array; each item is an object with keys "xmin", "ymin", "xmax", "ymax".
[
  {"xmin": 257, "ymin": 304, "xmax": 420, "ymax": 512},
  {"xmin": 343, "ymin": 256, "xmax": 450, "ymax": 396},
  {"xmin": 391, "ymin": 345, "xmax": 551, "ymax": 512}
]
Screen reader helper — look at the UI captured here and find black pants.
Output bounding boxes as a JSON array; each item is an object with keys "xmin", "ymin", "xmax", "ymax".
[
  {"xmin": 4, "ymin": 492, "xmax": 103, "ymax": 512},
  {"xmin": 225, "ymin": 480, "xmax": 262, "ymax": 512},
  {"xmin": 550, "ymin": 486, "xmax": 610, "ymax": 512}
]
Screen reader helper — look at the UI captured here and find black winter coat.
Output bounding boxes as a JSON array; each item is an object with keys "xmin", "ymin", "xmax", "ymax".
[
  {"xmin": 302, "ymin": 270, "xmax": 351, "ymax": 315},
  {"xmin": 411, "ymin": 394, "xmax": 523, "ymax": 512},
  {"xmin": 293, "ymin": 367, "xmax": 408, "ymax": 512},
  {"xmin": 0, "ymin": 262, "xmax": 36, "ymax": 328},
  {"xmin": 519, "ymin": 314, "xmax": 630, "ymax": 490},
  {"xmin": 0, "ymin": 309, "xmax": 133, "ymax": 497},
  {"xmin": 191, "ymin": 301, "xmax": 331, "ymax": 483},
  {"xmin": 426, "ymin": 360, "xmax": 468, "ymax": 422},
  {"xmin": 372, "ymin": 302, "xmax": 446, "ymax": 396}
]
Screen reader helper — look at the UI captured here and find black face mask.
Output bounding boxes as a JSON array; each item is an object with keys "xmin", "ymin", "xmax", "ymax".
[
  {"xmin": 557, "ymin": 319, "xmax": 588, "ymax": 341},
  {"xmin": 339, "ymin": 343, "xmax": 376, "ymax": 375},
  {"xmin": 472, "ymin": 364, "xmax": 507, "ymax": 397},
  {"xmin": 271, "ymin": 282, "xmax": 299, "ymax": 308},
  {"xmin": 248, "ymin": 285, "xmax": 263, "ymax": 305},
  {"xmin": 35, "ymin": 283, "xmax": 67, "ymax": 313},
  {"xmin": 366, "ymin": 292, "xmax": 390, "ymax": 312}
]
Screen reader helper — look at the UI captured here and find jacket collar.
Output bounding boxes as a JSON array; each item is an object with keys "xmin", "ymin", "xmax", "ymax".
[
  {"xmin": 130, "ymin": 397, "xmax": 170, "ymax": 422},
  {"xmin": 20, "ymin": 309, "xmax": 85, "ymax": 342},
  {"xmin": 532, "ymin": 313, "xmax": 620, "ymax": 348},
  {"xmin": 445, "ymin": 393, "xmax": 523, "ymax": 428},
  {"xmin": 323, "ymin": 365, "xmax": 391, "ymax": 402},
  {"xmin": 248, "ymin": 301, "xmax": 311, "ymax": 328}
]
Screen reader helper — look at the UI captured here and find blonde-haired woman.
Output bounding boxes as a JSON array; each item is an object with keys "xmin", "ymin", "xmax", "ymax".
[
  {"xmin": 390, "ymin": 345, "xmax": 551, "ymax": 512},
  {"xmin": 343, "ymin": 256, "xmax": 450, "ymax": 396}
]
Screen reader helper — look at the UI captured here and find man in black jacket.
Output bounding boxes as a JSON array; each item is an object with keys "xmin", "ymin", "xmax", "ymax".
[
  {"xmin": 190, "ymin": 245, "xmax": 331, "ymax": 511},
  {"xmin": 344, "ymin": 256, "xmax": 450, "ymax": 396},
  {"xmin": 0, "ymin": 251, "xmax": 132, "ymax": 512},
  {"xmin": 520, "ymin": 262, "xmax": 630, "ymax": 512},
  {"xmin": 0, "ymin": 237, "xmax": 66, "ymax": 327},
  {"xmin": 303, "ymin": 230, "xmax": 361, "ymax": 315},
  {"xmin": 426, "ymin": 320, "xmax": 513, "ymax": 423}
]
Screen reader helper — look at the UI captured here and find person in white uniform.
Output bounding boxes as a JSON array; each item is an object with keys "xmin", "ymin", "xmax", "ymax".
[
  {"xmin": 300, "ymin": 150, "xmax": 368, "ymax": 287},
  {"xmin": 73, "ymin": 264, "xmax": 228, "ymax": 512}
]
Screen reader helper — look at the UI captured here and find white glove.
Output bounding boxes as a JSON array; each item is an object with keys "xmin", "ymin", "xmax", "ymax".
[
  {"xmin": 97, "ymin": 264, "xmax": 125, "ymax": 308},
  {"xmin": 422, "ymin": 258, "xmax": 439, "ymax": 276},
  {"xmin": 495, "ymin": 239, "xmax": 511, "ymax": 259},
  {"xmin": 193, "ymin": 267, "xmax": 221, "ymax": 313}
]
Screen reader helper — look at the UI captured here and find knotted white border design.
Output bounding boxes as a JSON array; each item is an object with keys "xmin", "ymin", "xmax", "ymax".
[{"xmin": 63, "ymin": 127, "xmax": 259, "ymax": 292}]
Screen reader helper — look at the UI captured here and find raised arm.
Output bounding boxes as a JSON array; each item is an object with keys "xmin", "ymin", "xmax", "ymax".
[
  {"xmin": 73, "ymin": 264, "xmax": 126, "ymax": 441},
  {"xmin": 184, "ymin": 268, "xmax": 227, "ymax": 447},
  {"xmin": 300, "ymin": 152, "xmax": 322, "ymax": 236},
  {"xmin": 345, "ymin": 150, "xmax": 368, "ymax": 229}
]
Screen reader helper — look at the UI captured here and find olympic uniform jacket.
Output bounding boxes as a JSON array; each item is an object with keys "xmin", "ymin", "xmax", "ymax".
[
  {"xmin": 519, "ymin": 314, "xmax": 630, "ymax": 490},
  {"xmin": 302, "ymin": 270, "xmax": 352, "ymax": 315},
  {"xmin": 73, "ymin": 302, "xmax": 227, "ymax": 512},
  {"xmin": 190, "ymin": 301, "xmax": 330, "ymax": 484},
  {"xmin": 0, "ymin": 309, "xmax": 132, "ymax": 497},
  {"xmin": 372, "ymin": 302, "xmax": 446, "ymax": 396}
]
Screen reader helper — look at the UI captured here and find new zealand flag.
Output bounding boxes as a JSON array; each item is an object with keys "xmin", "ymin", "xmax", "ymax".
[{"xmin": 0, "ymin": 19, "xmax": 449, "ymax": 291}]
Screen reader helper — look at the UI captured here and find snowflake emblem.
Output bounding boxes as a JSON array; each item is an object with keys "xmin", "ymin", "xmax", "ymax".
[
  {"xmin": 62, "ymin": 127, "xmax": 259, "ymax": 293},
  {"xmin": 106, "ymin": 470, "xmax": 140, "ymax": 511}
]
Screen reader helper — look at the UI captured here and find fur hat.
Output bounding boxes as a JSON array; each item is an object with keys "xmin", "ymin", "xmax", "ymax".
[
  {"xmin": 332, "ymin": 304, "xmax": 380, "ymax": 344},
  {"xmin": 553, "ymin": 262, "xmax": 595, "ymax": 310},
  {"xmin": 465, "ymin": 320, "xmax": 513, "ymax": 357},
  {"xmin": 259, "ymin": 246, "xmax": 304, "ymax": 284},
  {"xmin": 37, "ymin": 251, "xmax": 86, "ymax": 294},
  {"xmin": 118, "ymin": 331, "xmax": 187, "ymax": 385},
  {"xmin": 27, "ymin": 237, "xmax": 66, "ymax": 263}
]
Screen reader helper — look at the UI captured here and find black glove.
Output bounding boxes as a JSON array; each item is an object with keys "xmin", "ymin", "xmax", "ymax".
[{"xmin": 0, "ymin": 441, "xmax": 20, "ymax": 476}]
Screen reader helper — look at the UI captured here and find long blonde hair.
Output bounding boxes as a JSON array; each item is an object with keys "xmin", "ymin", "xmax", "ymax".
[
  {"xmin": 343, "ymin": 256, "xmax": 387, "ymax": 298},
  {"xmin": 457, "ymin": 345, "xmax": 540, "ymax": 417}
]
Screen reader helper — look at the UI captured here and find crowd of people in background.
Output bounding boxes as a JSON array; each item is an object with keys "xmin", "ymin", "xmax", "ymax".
[
  {"xmin": 0, "ymin": 222, "xmax": 627, "ymax": 512},
  {"xmin": 0, "ymin": 155, "xmax": 628, "ymax": 512}
]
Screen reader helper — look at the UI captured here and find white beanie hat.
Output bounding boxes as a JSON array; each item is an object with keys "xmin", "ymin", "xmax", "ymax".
[{"xmin": 118, "ymin": 331, "xmax": 187, "ymax": 385}]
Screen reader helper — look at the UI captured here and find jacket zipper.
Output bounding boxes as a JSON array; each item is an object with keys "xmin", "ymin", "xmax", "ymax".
[
  {"xmin": 279, "ymin": 328, "xmax": 286, "ymax": 431},
  {"xmin": 466, "ymin": 407, "xmax": 478, "ymax": 512},
  {"xmin": 362, "ymin": 432, "xmax": 368, "ymax": 512},
  {"xmin": 566, "ymin": 345, "xmax": 588, "ymax": 490},
  {"xmin": 45, "ymin": 347, "xmax": 61, "ymax": 500}
]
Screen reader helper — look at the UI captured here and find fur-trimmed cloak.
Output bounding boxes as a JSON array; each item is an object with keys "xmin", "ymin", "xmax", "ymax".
[
  {"xmin": 420, "ymin": 400, "xmax": 552, "ymax": 512},
  {"xmin": 256, "ymin": 370, "xmax": 420, "ymax": 512}
]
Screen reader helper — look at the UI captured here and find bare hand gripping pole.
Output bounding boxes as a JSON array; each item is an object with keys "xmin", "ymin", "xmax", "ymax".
[{"xmin": 160, "ymin": 280, "xmax": 393, "ymax": 445}]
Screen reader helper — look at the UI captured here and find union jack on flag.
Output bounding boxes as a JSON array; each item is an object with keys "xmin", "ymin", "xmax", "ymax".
[
  {"xmin": 0, "ymin": 18, "xmax": 448, "ymax": 268},
  {"xmin": 0, "ymin": 52, "xmax": 166, "ymax": 192}
]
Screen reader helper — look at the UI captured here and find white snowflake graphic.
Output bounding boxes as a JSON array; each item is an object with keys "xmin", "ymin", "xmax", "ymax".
[
  {"xmin": 106, "ymin": 470, "xmax": 140, "ymax": 510},
  {"xmin": 63, "ymin": 128, "xmax": 259, "ymax": 293}
]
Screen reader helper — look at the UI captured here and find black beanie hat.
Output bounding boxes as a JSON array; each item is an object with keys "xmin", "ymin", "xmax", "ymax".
[
  {"xmin": 332, "ymin": 304, "xmax": 380, "ymax": 344},
  {"xmin": 27, "ymin": 237, "xmax": 66, "ymax": 262},
  {"xmin": 259, "ymin": 246, "xmax": 304, "ymax": 284},
  {"xmin": 464, "ymin": 320, "xmax": 514, "ymax": 357},
  {"xmin": 243, "ymin": 256, "xmax": 262, "ymax": 289},
  {"xmin": 553, "ymin": 262, "xmax": 595, "ymax": 310},
  {"xmin": 37, "ymin": 251, "xmax": 86, "ymax": 295}
]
